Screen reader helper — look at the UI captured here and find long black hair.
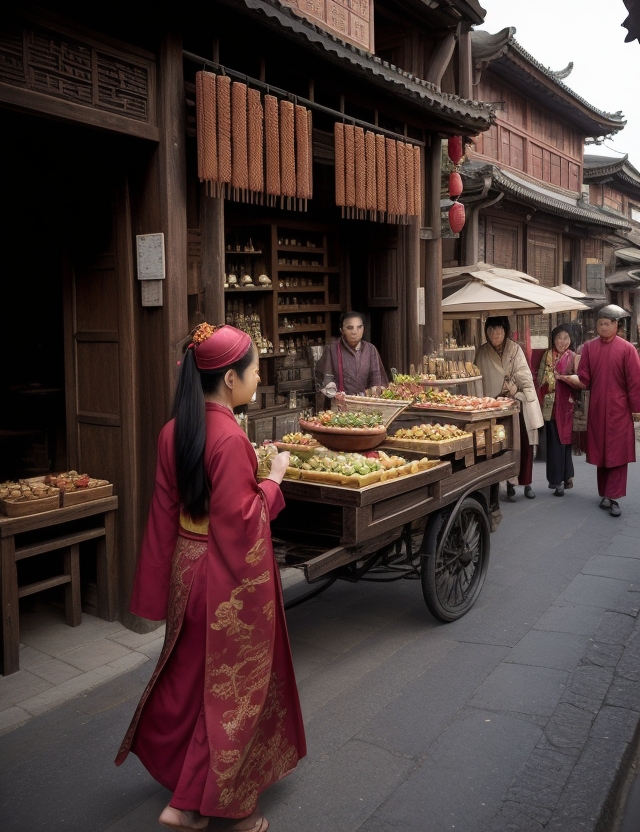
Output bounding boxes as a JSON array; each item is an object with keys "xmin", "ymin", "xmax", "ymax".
[{"xmin": 171, "ymin": 341, "xmax": 255, "ymax": 519}]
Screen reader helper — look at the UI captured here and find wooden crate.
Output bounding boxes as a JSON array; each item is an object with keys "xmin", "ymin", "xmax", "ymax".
[
  {"xmin": 61, "ymin": 484, "xmax": 113, "ymax": 506},
  {"xmin": 1, "ymin": 494, "xmax": 61, "ymax": 517},
  {"xmin": 383, "ymin": 433, "xmax": 474, "ymax": 456}
]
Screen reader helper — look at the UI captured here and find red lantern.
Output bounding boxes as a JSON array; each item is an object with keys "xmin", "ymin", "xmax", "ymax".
[
  {"xmin": 448, "ymin": 201, "xmax": 466, "ymax": 233},
  {"xmin": 447, "ymin": 136, "xmax": 464, "ymax": 166},
  {"xmin": 449, "ymin": 171, "xmax": 463, "ymax": 199}
]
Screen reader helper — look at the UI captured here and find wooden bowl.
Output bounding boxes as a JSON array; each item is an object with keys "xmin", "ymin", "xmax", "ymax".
[{"xmin": 298, "ymin": 420, "xmax": 387, "ymax": 452}]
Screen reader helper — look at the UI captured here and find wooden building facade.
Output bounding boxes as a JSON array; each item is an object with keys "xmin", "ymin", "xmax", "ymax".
[
  {"xmin": 583, "ymin": 154, "xmax": 640, "ymax": 343},
  {"xmin": 0, "ymin": 0, "xmax": 494, "ymax": 632},
  {"xmin": 451, "ymin": 27, "xmax": 630, "ymax": 350}
]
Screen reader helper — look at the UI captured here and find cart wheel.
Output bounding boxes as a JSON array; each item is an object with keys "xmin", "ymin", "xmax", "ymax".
[{"xmin": 421, "ymin": 497, "xmax": 490, "ymax": 622}]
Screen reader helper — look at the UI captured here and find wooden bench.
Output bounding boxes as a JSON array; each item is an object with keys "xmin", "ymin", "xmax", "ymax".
[{"xmin": 0, "ymin": 496, "xmax": 118, "ymax": 675}]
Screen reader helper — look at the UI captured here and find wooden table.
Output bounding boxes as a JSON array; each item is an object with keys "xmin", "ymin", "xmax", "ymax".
[{"xmin": 0, "ymin": 496, "xmax": 118, "ymax": 676}]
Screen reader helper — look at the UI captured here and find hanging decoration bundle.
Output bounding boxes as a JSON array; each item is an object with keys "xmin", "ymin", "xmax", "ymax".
[
  {"xmin": 334, "ymin": 123, "xmax": 421, "ymax": 223},
  {"xmin": 446, "ymin": 135, "xmax": 466, "ymax": 233},
  {"xmin": 196, "ymin": 71, "xmax": 313, "ymax": 210}
]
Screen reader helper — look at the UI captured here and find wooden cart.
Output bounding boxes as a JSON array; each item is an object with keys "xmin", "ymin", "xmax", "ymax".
[{"xmin": 272, "ymin": 403, "xmax": 520, "ymax": 622}]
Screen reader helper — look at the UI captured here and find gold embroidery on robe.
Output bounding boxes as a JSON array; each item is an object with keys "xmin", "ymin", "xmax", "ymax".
[{"xmin": 245, "ymin": 538, "xmax": 267, "ymax": 565}]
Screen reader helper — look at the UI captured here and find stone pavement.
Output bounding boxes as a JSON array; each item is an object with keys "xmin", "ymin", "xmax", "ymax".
[{"xmin": 1, "ymin": 451, "xmax": 640, "ymax": 832}]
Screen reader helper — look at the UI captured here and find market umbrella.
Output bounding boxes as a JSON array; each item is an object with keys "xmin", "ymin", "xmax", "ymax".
[
  {"xmin": 441, "ymin": 263, "xmax": 590, "ymax": 316},
  {"xmin": 442, "ymin": 280, "xmax": 545, "ymax": 317},
  {"xmin": 551, "ymin": 284, "xmax": 587, "ymax": 298}
]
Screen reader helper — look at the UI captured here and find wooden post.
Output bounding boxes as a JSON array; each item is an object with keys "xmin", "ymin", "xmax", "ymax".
[
  {"xmin": 424, "ymin": 136, "xmax": 443, "ymax": 355},
  {"xmin": 402, "ymin": 221, "xmax": 421, "ymax": 368},
  {"xmin": 200, "ymin": 192, "xmax": 226, "ymax": 325}
]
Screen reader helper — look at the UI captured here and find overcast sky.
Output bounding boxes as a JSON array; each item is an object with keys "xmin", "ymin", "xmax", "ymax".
[{"xmin": 477, "ymin": 0, "xmax": 639, "ymax": 164}]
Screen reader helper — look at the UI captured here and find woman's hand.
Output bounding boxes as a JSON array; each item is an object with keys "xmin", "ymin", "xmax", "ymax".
[
  {"xmin": 556, "ymin": 373, "xmax": 585, "ymax": 389},
  {"xmin": 267, "ymin": 451, "xmax": 291, "ymax": 484}
]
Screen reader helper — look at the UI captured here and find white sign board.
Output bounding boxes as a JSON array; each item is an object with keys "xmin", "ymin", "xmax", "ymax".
[
  {"xmin": 136, "ymin": 233, "xmax": 166, "ymax": 280},
  {"xmin": 417, "ymin": 287, "xmax": 425, "ymax": 326}
]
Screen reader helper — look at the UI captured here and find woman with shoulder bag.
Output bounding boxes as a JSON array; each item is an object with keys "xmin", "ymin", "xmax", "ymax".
[
  {"xmin": 476, "ymin": 317, "xmax": 544, "ymax": 501},
  {"xmin": 537, "ymin": 324, "xmax": 579, "ymax": 496}
]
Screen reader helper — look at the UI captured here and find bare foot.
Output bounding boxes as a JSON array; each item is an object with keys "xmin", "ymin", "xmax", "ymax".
[{"xmin": 159, "ymin": 804, "xmax": 209, "ymax": 831}]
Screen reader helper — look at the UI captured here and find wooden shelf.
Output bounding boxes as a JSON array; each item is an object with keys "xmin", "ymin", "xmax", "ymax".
[
  {"xmin": 278, "ymin": 324, "xmax": 327, "ymax": 334},
  {"xmin": 277, "ymin": 245, "xmax": 321, "ymax": 253},
  {"xmin": 278, "ymin": 304, "xmax": 340, "ymax": 313},
  {"xmin": 225, "ymin": 250, "xmax": 264, "ymax": 256},
  {"xmin": 276, "ymin": 265, "xmax": 340, "ymax": 273},
  {"xmin": 224, "ymin": 286, "xmax": 273, "ymax": 292},
  {"xmin": 277, "ymin": 285, "xmax": 325, "ymax": 292}
]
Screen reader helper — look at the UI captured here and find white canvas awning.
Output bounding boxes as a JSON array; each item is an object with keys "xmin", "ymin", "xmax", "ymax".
[
  {"xmin": 551, "ymin": 284, "xmax": 587, "ymax": 298},
  {"xmin": 441, "ymin": 263, "xmax": 590, "ymax": 317}
]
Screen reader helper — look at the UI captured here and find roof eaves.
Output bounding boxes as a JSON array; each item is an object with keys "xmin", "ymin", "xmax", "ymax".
[
  {"xmin": 465, "ymin": 164, "xmax": 632, "ymax": 229},
  {"xmin": 472, "ymin": 29, "xmax": 625, "ymax": 135},
  {"xmin": 236, "ymin": 0, "xmax": 494, "ymax": 131}
]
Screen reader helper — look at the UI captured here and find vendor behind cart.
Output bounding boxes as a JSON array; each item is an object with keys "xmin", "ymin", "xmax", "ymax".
[{"xmin": 315, "ymin": 311, "xmax": 389, "ymax": 397}]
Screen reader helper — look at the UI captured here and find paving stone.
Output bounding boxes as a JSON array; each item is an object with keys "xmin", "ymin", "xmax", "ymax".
[
  {"xmin": 352, "ymin": 642, "xmax": 509, "ymax": 758},
  {"xmin": 467, "ymin": 663, "xmax": 568, "ymax": 718},
  {"xmin": 106, "ymin": 625, "xmax": 166, "ymax": 649},
  {"xmin": 533, "ymin": 604, "xmax": 604, "ymax": 637},
  {"xmin": 26, "ymin": 658, "xmax": 84, "ymax": 685},
  {"xmin": 590, "ymin": 705, "xmax": 640, "ymax": 743},
  {"xmin": 583, "ymin": 640, "xmax": 625, "ymax": 668},
  {"xmin": 582, "ymin": 554, "xmax": 640, "ymax": 582},
  {"xmin": 0, "ymin": 669, "xmax": 52, "ymax": 709},
  {"xmin": 538, "ymin": 701, "xmax": 596, "ymax": 752},
  {"xmin": 559, "ymin": 573, "xmax": 640, "ymax": 615},
  {"xmin": 0, "ymin": 705, "xmax": 31, "ymax": 736},
  {"xmin": 605, "ymin": 675, "xmax": 640, "ymax": 712},
  {"xmin": 561, "ymin": 663, "xmax": 614, "ymax": 706},
  {"xmin": 56, "ymin": 637, "xmax": 134, "ymax": 671},
  {"xmin": 593, "ymin": 610, "xmax": 637, "ymax": 646},
  {"xmin": 505, "ymin": 630, "xmax": 590, "ymax": 671},
  {"xmin": 359, "ymin": 709, "xmax": 542, "ymax": 832}
]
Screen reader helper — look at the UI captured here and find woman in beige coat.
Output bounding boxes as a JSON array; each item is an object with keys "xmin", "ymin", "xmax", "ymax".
[{"xmin": 476, "ymin": 317, "xmax": 544, "ymax": 501}]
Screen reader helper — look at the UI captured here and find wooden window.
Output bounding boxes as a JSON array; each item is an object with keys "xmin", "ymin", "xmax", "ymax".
[
  {"xmin": 486, "ymin": 217, "xmax": 521, "ymax": 269},
  {"xmin": 527, "ymin": 229, "xmax": 558, "ymax": 288}
]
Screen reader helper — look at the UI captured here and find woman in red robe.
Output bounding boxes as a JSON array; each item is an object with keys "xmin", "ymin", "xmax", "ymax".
[
  {"xmin": 568, "ymin": 306, "xmax": 640, "ymax": 517},
  {"xmin": 115, "ymin": 324, "xmax": 306, "ymax": 832}
]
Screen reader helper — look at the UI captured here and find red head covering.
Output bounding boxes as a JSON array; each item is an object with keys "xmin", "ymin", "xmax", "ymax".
[{"xmin": 191, "ymin": 324, "xmax": 252, "ymax": 370}]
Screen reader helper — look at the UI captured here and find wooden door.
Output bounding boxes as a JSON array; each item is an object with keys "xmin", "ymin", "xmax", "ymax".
[{"xmin": 63, "ymin": 180, "xmax": 138, "ymax": 618}]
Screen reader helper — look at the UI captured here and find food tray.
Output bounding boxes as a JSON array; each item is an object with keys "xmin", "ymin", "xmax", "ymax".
[
  {"xmin": 1, "ymin": 494, "xmax": 61, "ymax": 517},
  {"xmin": 420, "ymin": 376, "xmax": 482, "ymax": 386},
  {"xmin": 283, "ymin": 458, "xmax": 441, "ymax": 489},
  {"xmin": 384, "ymin": 434, "xmax": 474, "ymax": 456},
  {"xmin": 298, "ymin": 421, "xmax": 388, "ymax": 452},
  {"xmin": 409, "ymin": 401, "xmax": 512, "ymax": 413},
  {"xmin": 332, "ymin": 394, "xmax": 410, "ymax": 427},
  {"xmin": 61, "ymin": 483, "xmax": 113, "ymax": 506}
]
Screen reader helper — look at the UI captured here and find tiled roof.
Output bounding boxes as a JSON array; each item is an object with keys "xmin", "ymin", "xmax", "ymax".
[
  {"xmin": 231, "ymin": 0, "xmax": 495, "ymax": 132},
  {"xmin": 462, "ymin": 162, "xmax": 632, "ymax": 230},
  {"xmin": 583, "ymin": 154, "xmax": 640, "ymax": 196},
  {"xmin": 471, "ymin": 29, "xmax": 625, "ymax": 137}
]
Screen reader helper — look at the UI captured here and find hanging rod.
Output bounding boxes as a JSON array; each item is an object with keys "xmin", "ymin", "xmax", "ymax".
[{"xmin": 183, "ymin": 50, "xmax": 425, "ymax": 147}]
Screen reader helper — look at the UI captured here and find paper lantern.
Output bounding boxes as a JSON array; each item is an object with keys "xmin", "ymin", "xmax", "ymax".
[
  {"xmin": 449, "ymin": 170, "xmax": 463, "ymax": 199},
  {"xmin": 447, "ymin": 136, "xmax": 464, "ymax": 166},
  {"xmin": 448, "ymin": 201, "xmax": 466, "ymax": 233}
]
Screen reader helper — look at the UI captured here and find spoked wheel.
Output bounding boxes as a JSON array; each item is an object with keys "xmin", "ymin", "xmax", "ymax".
[{"xmin": 421, "ymin": 497, "xmax": 490, "ymax": 622}]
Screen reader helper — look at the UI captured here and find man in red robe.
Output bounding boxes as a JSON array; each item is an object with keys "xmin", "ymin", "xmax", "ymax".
[{"xmin": 576, "ymin": 305, "xmax": 640, "ymax": 517}]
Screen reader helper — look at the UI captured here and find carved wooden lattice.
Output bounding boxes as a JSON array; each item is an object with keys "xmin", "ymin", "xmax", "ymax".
[{"xmin": 0, "ymin": 22, "xmax": 152, "ymax": 123}]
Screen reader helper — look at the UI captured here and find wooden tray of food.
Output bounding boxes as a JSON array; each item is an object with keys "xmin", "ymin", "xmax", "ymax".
[
  {"xmin": 62, "ymin": 483, "xmax": 113, "ymax": 506},
  {"xmin": 284, "ymin": 457, "xmax": 441, "ymax": 489},
  {"xmin": 1, "ymin": 494, "xmax": 60, "ymax": 517},
  {"xmin": 384, "ymin": 434, "xmax": 474, "ymax": 456},
  {"xmin": 0, "ymin": 479, "xmax": 61, "ymax": 517}
]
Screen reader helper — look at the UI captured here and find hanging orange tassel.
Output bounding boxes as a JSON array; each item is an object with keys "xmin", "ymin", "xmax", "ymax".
[
  {"xmin": 396, "ymin": 141, "xmax": 407, "ymax": 218},
  {"xmin": 376, "ymin": 133, "xmax": 387, "ymax": 216},
  {"xmin": 265, "ymin": 95, "xmax": 280, "ymax": 201},
  {"xmin": 231, "ymin": 82, "xmax": 249, "ymax": 198},
  {"xmin": 354, "ymin": 127, "xmax": 366, "ymax": 215},
  {"xmin": 295, "ymin": 104, "xmax": 311, "ymax": 202},
  {"xmin": 196, "ymin": 72, "xmax": 218, "ymax": 186},
  {"xmin": 280, "ymin": 100, "xmax": 296, "ymax": 200},
  {"xmin": 386, "ymin": 138, "xmax": 398, "ymax": 220},
  {"xmin": 413, "ymin": 144, "xmax": 421, "ymax": 217},
  {"xmin": 344, "ymin": 125, "xmax": 356, "ymax": 215},
  {"xmin": 365, "ymin": 131, "xmax": 377, "ymax": 217},
  {"xmin": 334, "ymin": 123, "xmax": 346, "ymax": 207},
  {"xmin": 247, "ymin": 87, "xmax": 264, "ymax": 197},
  {"xmin": 217, "ymin": 75, "xmax": 232, "ymax": 189}
]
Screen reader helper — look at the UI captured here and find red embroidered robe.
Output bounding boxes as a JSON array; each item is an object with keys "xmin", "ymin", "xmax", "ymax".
[
  {"xmin": 115, "ymin": 404, "xmax": 306, "ymax": 818},
  {"xmin": 577, "ymin": 335, "xmax": 640, "ymax": 468}
]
